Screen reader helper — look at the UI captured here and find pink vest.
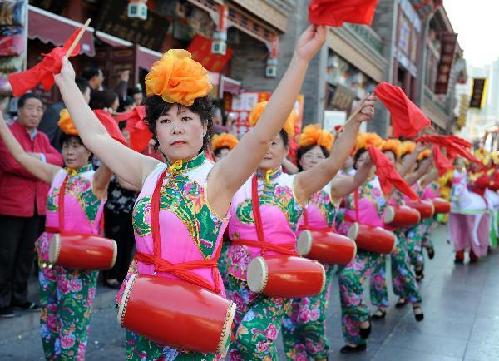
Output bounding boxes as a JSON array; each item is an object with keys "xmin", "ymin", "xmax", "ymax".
[{"xmin": 37, "ymin": 166, "xmax": 105, "ymax": 261}]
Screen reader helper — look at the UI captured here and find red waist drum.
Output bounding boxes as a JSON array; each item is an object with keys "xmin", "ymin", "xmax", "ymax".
[
  {"xmin": 118, "ymin": 274, "xmax": 235, "ymax": 355},
  {"xmin": 49, "ymin": 233, "xmax": 117, "ymax": 270},
  {"xmin": 432, "ymin": 198, "xmax": 451, "ymax": 214},
  {"xmin": 383, "ymin": 205, "xmax": 421, "ymax": 228},
  {"xmin": 297, "ymin": 230, "xmax": 357, "ymax": 265},
  {"xmin": 348, "ymin": 223, "xmax": 396, "ymax": 254},
  {"xmin": 406, "ymin": 200, "xmax": 435, "ymax": 219},
  {"xmin": 247, "ymin": 256, "xmax": 325, "ymax": 298}
]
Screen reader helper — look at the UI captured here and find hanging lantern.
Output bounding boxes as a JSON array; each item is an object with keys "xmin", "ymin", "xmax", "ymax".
[
  {"xmin": 212, "ymin": 4, "xmax": 228, "ymax": 55},
  {"xmin": 128, "ymin": 0, "xmax": 147, "ymax": 21},
  {"xmin": 265, "ymin": 36, "xmax": 279, "ymax": 78}
]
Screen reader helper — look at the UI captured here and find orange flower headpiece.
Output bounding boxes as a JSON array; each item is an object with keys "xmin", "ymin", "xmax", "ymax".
[
  {"xmin": 397, "ymin": 141, "xmax": 416, "ymax": 159},
  {"xmin": 58, "ymin": 109, "xmax": 78, "ymax": 136},
  {"xmin": 211, "ymin": 133, "xmax": 239, "ymax": 152},
  {"xmin": 299, "ymin": 124, "xmax": 334, "ymax": 150},
  {"xmin": 248, "ymin": 101, "xmax": 296, "ymax": 136},
  {"xmin": 355, "ymin": 132, "xmax": 383, "ymax": 153},
  {"xmin": 381, "ymin": 138, "xmax": 400, "ymax": 157},
  {"xmin": 417, "ymin": 149, "xmax": 431, "ymax": 161},
  {"xmin": 474, "ymin": 148, "xmax": 491, "ymax": 166},
  {"xmin": 145, "ymin": 49, "xmax": 212, "ymax": 106}
]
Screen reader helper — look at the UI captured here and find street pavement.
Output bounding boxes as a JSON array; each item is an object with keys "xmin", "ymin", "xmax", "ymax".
[{"xmin": 1, "ymin": 225, "xmax": 499, "ymax": 360}]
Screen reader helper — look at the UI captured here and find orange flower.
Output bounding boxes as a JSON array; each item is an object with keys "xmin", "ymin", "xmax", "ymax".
[
  {"xmin": 381, "ymin": 138, "xmax": 400, "ymax": 156},
  {"xmin": 248, "ymin": 101, "xmax": 296, "ymax": 136},
  {"xmin": 211, "ymin": 133, "xmax": 239, "ymax": 151},
  {"xmin": 57, "ymin": 109, "xmax": 78, "ymax": 136},
  {"xmin": 417, "ymin": 149, "xmax": 431, "ymax": 161},
  {"xmin": 355, "ymin": 132, "xmax": 383, "ymax": 152},
  {"xmin": 145, "ymin": 49, "xmax": 212, "ymax": 106},
  {"xmin": 397, "ymin": 141, "xmax": 416, "ymax": 159},
  {"xmin": 299, "ymin": 124, "xmax": 334, "ymax": 150}
]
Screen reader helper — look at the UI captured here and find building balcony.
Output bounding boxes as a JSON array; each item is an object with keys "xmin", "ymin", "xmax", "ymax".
[
  {"xmin": 345, "ymin": 24, "xmax": 384, "ymax": 56},
  {"xmin": 423, "ymin": 86, "xmax": 451, "ymax": 131}
]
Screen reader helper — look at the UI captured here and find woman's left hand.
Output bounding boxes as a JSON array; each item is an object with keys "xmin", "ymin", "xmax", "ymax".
[{"xmin": 352, "ymin": 94, "xmax": 377, "ymax": 123}]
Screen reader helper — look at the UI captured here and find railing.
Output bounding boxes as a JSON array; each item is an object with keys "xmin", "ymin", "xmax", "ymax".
[{"xmin": 345, "ymin": 24, "xmax": 384, "ymax": 55}]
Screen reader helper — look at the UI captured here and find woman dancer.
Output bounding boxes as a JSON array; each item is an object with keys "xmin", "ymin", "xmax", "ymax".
[
  {"xmin": 225, "ymin": 99, "xmax": 376, "ymax": 360},
  {"xmin": 211, "ymin": 132, "xmax": 238, "ymax": 162},
  {"xmin": 0, "ymin": 110, "xmax": 113, "ymax": 360},
  {"xmin": 55, "ymin": 26, "xmax": 327, "ymax": 360}
]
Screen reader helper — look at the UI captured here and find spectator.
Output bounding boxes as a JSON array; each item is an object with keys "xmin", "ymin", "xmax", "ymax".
[
  {"xmin": 114, "ymin": 70, "xmax": 130, "ymax": 104},
  {"xmin": 89, "ymin": 89, "xmax": 119, "ymax": 114},
  {"xmin": 38, "ymin": 78, "xmax": 91, "ymax": 151},
  {"xmin": 128, "ymin": 86, "xmax": 143, "ymax": 106},
  {"xmin": 82, "ymin": 66, "xmax": 105, "ymax": 91},
  {"xmin": 0, "ymin": 93, "xmax": 63, "ymax": 318}
]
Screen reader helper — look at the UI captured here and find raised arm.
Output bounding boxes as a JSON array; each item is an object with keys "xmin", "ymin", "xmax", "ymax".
[
  {"xmin": 92, "ymin": 165, "xmax": 113, "ymax": 200},
  {"xmin": 0, "ymin": 113, "xmax": 60, "ymax": 183},
  {"xmin": 406, "ymin": 156, "xmax": 433, "ymax": 186},
  {"xmin": 330, "ymin": 157, "xmax": 373, "ymax": 200},
  {"xmin": 54, "ymin": 59, "xmax": 159, "ymax": 189},
  {"xmin": 399, "ymin": 142, "xmax": 424, "ymax": 177},
  {"xmin": 208, "ymin": 26, "xmax": 327, "ymax": 206},
  {"xmin": 294, "ymin": 96, "xmax": 376, "ymax": 203}
]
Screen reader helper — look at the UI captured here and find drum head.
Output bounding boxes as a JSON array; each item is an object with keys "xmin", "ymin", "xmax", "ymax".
[
  {"xmin": 347, "ymin": 223, "xmax": 359, "ymax": 241},
  {"xmin": 383, "ymin": 206, "xmax": 395, "ymax": 224},
  {"xmin": 117, "ymin": 273, "xmax": 137, "ymax": 326},
  {"xmin": 218, "ymin": 301, "xmax": 236, "ymax": 356},
  {"xmin": 247, "ymin": 257, "xmax": 268, "ymax": 293},
  {"xmin": 296, "ymin": 230, "xmax": 313, "ymax": 256},
  {"xmin": 48, "ymin": 234, "xmax": 61, "ymax": 264}
]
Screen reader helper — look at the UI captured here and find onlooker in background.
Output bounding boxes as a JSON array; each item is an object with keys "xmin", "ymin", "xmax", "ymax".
[
  {"xmin": 117, "ymin": 96, "xmax": 135, "ymax": 113},
  {"xmin": 114, "ymin": 70, "xmax": 130, "ymax": 105},
  {"xmin": 89, "ymin": 89, "xmax": 119, "ymax": 115},
  {"xmin": 128, "ymin": 86, "xmax": 143, "ymax": 106},
  {"xmin": 38, "ymin": 78, "xmax": 91, "ymax": 151},
  {"xmin": 82, "ymin": 66, "xmax": 105, "ymax": 91},
  {"xmin": 102, "ymin": 124, "xmax": 137, "ymax": 288},
  {"xmin": 0, "ymin": 93, "xmax": 63, "ymax": 318}
]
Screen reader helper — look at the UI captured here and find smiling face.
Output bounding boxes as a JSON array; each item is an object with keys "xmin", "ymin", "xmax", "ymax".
[
  {"xmin": 61, "ymin": 136, "xmax": 91, "ymax": 169},
  {"xmin": 257, "ymin": 133, "xmax": 288, "ymax": 171},
  {"xmin": 299, "ymin": 145, "xmax": 327, "ymax": 171},
  {"xmin": 155, "ymin": 104, "xmax": 207, "ymax": 162}
]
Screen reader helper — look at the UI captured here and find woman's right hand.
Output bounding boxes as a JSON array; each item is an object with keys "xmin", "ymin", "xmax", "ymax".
[
  {"xmin": 294, "ymin": 25, "xmax": 327, "ymax": 63},
  {"xmin": 54, "ymin": 57, "xmax": 76, "ymax": 86}
]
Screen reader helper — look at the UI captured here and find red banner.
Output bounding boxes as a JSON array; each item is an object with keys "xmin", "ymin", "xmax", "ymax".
[{"xmin": 188, "ymin": 35, "xmax": 232, "ymax": 73}]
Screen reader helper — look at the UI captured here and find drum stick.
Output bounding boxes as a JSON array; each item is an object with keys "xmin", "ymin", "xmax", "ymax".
[{"xmin": 66, "ymin": 18, "xmax": 91, "ymax": 57}]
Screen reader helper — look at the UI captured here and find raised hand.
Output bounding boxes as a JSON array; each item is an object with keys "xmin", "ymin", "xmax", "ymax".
[
  {"xmin": 351, "ymin": 94, "xmax": 377, "ymax": 123},
  {"xmin": 294, "ymin": 25, "xmax": 327, "ymax": 62},
  {"xmin": 54, "ymin": 57, "xmax": 76, "ymax": 85}
]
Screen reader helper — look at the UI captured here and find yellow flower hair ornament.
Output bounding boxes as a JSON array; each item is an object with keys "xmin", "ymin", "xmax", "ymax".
[
  {"xmin": 211, "ymin": 133, "xmax": 239, "ymax": 152},
  {"xmin": 417, "ymin": 149, "xmax": 432, "ymax": 161},
  {"xmin": 145, "ymin": 49, "xmax": 212, "ymax": 107},
  {"xmin": 57, "ymin": 109, "xmax": 78, "ymax": 136},
  {"xmin": 381, "ymin": 138, "xmax": 400, "ymax": 156},
  {"xmin": 397, "ymin": 141, "xmax": 416, "ymax": 159},
  {"xmin": 491, "ymin": 151, "xmax": 499, "ymax": 165},
  {"xmin": 299, "ymin": 124, "xmax": 334, "ymax": 150},
  {"xmin": 248, "ymin": 101, "xmax": 296, "ymax": 137},
  {"xmin": 355, "ymin": 132, "xmax": 383, "ymax": 153}
]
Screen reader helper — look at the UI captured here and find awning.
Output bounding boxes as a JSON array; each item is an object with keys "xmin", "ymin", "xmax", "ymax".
[
  {"xmin": 95, "ymin": 32, "xmax": 160, "ymax": 70},
  {"xmin": 28, "ymin": 5, "xmax": 95, "ymax": 56}
]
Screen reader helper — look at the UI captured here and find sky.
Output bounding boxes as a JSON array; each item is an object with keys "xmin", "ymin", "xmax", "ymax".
[{"xmin": 444, "ymin": 1, "xmax": 499, "ymax": 67}]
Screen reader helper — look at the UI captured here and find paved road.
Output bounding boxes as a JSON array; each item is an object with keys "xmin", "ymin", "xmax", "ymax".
[{"xmin": 1, "ymin": 226, "xmax": 499, "ymax": 360}]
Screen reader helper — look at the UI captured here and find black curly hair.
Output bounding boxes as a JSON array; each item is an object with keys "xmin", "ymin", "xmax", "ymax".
[{"xmin": 145, "ymin": 95, "xmax": 214, "ymax": 152}]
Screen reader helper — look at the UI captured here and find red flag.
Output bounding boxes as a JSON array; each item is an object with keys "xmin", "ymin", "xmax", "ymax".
[
  {"xmin": 94, "ymin": 110, "xmax": 126, "ymax": 145},
  {"xmin": 417, "ymin": 135, "xmax": 480, "ymax": 164},
  {"xmin": 375, "ymin": 82, "xmax": 431, "ymax": 138},
  {"xmin": 368, "ymin": 145, "xmax": 419, "ymax": 200},
  {"xmin": 309, "ymin": 0, "xmax": 379, "ymax": 27},
  {"xmin": 432, "ymin": 145, "xmax": 453, "ymax": 176},
  {"xmin": 115, "ymin": 106, "xmax": 152, "ymax": 152},
  {"xmin": 8, "ymin": 27, "xmax": 82, "ymax": 96}
]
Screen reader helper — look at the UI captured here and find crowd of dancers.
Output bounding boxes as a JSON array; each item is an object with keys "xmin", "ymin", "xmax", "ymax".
[{"xmin": 1, "ymin": 24, "xmax": 498, "ymax": 361}]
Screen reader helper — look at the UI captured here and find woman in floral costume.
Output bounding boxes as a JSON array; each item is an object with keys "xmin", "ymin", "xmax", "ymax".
[
  {"xmin": 332, "ymin": 133, "xmax": 386, "ymax": 354},
  {"xmin": 281, "ymin": 125, "xmax": 374, "ymax": 360},
  {"xmin": 55, "ymin": 26, "xmax": 328, "ymax": 361},
  {"xmin": 0, "ymin": 110, "xmax": 113, "ymax": 360},
  {"xmin": 225, "ymin": 99, "xmax": 376, "ymax": 360}
]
